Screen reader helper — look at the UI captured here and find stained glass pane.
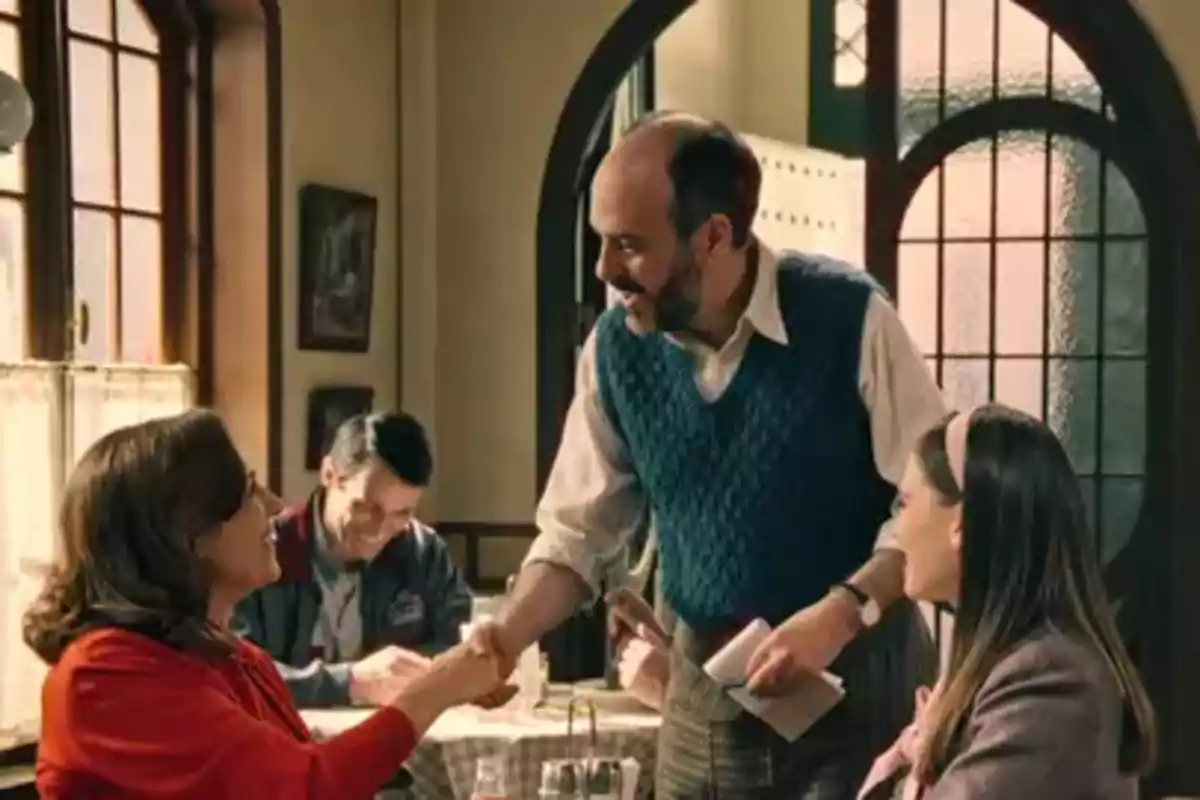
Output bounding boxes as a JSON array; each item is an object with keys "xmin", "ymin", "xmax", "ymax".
[
  {"xmin": 834, "ymin": 0, "xmax": 867, "ymax": 87},
  {"xmin": 1047, "ymin": 358, "xmax": 1097, "ymax": 473},
  {"xmin": 899, "ymin": 167, "xmax": 939, "ymax": 240},
  {"xmin": 995, "ymin": 241, "xmax": 1044, "ymax": 354},
  {"xmin": 996, "ymin": 0, "xmax": 1047, "ymax": 99},
  {"xmin": 1101, "ymin": 360, "xmax": 1145, "ymax": 475},
  {"xmin": 944, "ymin": 0, "xmax": 994, "ymax": 111},
  {"xmin": 942, "ymin": 358, "xmax": 989, "ymax": 408},
  {"xmin": 1104, "ymin": 161, "xmax": 1146, "ymax": 236},
  {"xmin": 995, "ymin": 132, "xmax": 1047, "ymax": 238},
  {"xmin": 898, "ymin": 242, "xmax": 938, "ymax": 354},
  {"xmin": 942, "ymin": 243, "xmax": 990, "ymax": 355},
  {"xmin": 995, "ymin": 358, "xmax": 1043, "ymax": 419},
  {"xmin": 942, "ymin": 142, "xmax": 992, "ymax": 239},
  {"xmin": 898, "ymin": 0, "xmax": 941, "ymax": 147},
  {"xmin": 1048, "ymin": 241, "xmax": 1098, "ymax": 355},
  {"xmin": 1051, "ymin": 35, "xmax": 1102, "ymax": 111},
  {"xmin": 1050, "ymin": 137, "xmax": 1100, "ymax": 236},
  {"xmin": 1104, "ymin": 240, "xmax": 1148, "ymax": 356}
]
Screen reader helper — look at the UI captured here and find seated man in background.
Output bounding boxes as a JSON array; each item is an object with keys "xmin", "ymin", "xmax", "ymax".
[{"xmin": 236, "ymin": 410, "xmax": 473, "ymax": 708}]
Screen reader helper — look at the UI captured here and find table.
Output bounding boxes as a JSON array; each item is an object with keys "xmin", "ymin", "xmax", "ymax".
[{"xmin": 302, "ymin": 686, "xmax": 661, "ymax": 799}]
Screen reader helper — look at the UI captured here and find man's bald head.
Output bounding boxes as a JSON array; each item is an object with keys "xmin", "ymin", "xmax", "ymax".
[
  {"xmin": 589, "ymin": 111, "xmax": 762, "ymax": 335},
  {"xmin": 606, "ymin": 111, "xmax": 762, "ymax": 247}
]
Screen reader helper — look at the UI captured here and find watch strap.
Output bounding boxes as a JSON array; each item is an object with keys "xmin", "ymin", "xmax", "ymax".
[{"xmin": 835, "ymin": 580, "xmax": 870, "ymax": 606}]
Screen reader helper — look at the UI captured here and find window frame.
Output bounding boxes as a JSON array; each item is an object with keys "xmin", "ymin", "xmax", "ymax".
[{"xmin": 7, "ymin": 0, "xmax": 194, "ymax": 366}]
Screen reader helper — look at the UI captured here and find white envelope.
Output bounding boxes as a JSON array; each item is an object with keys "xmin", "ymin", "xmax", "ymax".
[{"xmin": 702, "ymin": 618, "xmax": 845, "ymax": 742}]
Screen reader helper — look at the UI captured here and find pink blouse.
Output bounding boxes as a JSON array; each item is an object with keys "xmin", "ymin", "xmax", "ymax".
[{"xmin": 857, "ymin": 683, "xmax": 939, "ymax": 800}]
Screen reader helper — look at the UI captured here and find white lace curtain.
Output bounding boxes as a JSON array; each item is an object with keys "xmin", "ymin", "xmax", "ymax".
[{"xmin": 0, "ymin": 362, "xmax": 193, "ymax": 748}]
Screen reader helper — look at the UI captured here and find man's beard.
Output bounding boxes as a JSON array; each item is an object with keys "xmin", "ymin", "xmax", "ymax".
[{"xmin": 626, "ymin": 249, "xmax": 700, "ymax": 334}]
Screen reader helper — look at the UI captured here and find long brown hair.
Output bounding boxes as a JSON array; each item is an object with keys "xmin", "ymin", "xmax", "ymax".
[
  {"xmin": 23, "ymin": 409, "xmax": 249, "ymax": 664},
  {"xmin": 915, "ymin": 405, "xmax": 1156, "ymax": 781}
]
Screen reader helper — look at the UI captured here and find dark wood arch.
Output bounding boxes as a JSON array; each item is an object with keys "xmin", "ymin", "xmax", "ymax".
[{"xmin": 535, "ymin": 0, "xmax": 1200, "ymax": 792}]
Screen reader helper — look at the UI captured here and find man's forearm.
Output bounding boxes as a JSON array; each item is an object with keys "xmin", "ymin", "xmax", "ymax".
[
  {"xmin": 848, "ymin": 547, "xmax": 906, "ymax": 611},
  {"xmin": 494, "ymin": 561, "xmax": 591, "ymax": 655}
]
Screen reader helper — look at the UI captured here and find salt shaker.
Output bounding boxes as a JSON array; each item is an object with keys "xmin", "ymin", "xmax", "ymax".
[
  {"xmin": 471, "ymin": 755, "xmax": 509, "ymax": 800},
  {"xmin": 538, "ymin": 758, "xmax": 582, "ymax": 798},
  {"xmin": 584, "ymin": 758, "xmax": 624, "ymax": 799}
]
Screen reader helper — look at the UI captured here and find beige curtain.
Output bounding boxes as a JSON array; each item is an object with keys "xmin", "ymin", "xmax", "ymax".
[{"xmin": 0, "ymin": 362, "xmax": 193, "ymax": 748}]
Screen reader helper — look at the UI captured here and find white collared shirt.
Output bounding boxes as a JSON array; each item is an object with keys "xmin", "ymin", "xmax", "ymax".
[{"xmin": 525, "ymin": 244, "xmax": 948, "ymax": 596}]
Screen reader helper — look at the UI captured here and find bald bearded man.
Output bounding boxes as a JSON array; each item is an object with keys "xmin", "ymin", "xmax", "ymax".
[{"xmin": 490, "ymin": 112, "xmax": 945, "ymax": 797}]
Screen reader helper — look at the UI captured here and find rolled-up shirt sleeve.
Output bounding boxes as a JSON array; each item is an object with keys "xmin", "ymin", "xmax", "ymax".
[
  {"xmin": 525, "ymin": 328, "xmax": 648, "ymax": 598},
  {"xmin": 859, "ymin": 292, "xmax": 948, "ymax": 550}
]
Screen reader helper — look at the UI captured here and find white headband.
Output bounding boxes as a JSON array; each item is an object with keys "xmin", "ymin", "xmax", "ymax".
[{"xmin": 946, "ymin": 407, "xmax": 978, "ymax": 493}]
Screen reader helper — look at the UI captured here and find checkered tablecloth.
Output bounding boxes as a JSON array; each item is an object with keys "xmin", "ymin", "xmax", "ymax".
[{"xmin": 303, "ymin": 695, "xmax": 660, "ymax": 799}]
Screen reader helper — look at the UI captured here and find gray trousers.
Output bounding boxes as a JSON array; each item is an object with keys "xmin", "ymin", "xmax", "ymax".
[{"xmin": 655, "ymin": 601, "xmax": 934, "ymax": 799}]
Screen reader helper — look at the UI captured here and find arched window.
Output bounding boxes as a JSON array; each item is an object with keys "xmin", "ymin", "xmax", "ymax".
[
  {"xmin": 0, "ymin": 0, "xmax": 198, "ymax": 750},
  {"xmin": 884, "ymin": 0, "xmax": 1152, "ymax": 598}
]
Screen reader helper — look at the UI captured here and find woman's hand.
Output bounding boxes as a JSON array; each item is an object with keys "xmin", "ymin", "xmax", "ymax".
[
  {"xmin": 389, "ymin": 631, "xmax": 516, "ymax": 731},
  {"xmin": 432, "ymin": 627, "xmax": 517, "ymax": 706}
]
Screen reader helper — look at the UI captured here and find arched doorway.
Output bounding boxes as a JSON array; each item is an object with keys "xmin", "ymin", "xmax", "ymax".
[{"xmin": 536, "ymin": 0, "xmax": 1200, "ymax": 792}]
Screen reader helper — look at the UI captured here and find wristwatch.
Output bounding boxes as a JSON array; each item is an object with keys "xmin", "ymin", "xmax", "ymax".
[{"xmin": 835, "ymin": 581, "xmax": 881, "ymax": 629}]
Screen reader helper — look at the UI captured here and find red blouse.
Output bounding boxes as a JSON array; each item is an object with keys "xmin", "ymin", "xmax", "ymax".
[{"xmin": 36, "ymin": 627, "xmax": 416, "ymax": 799}]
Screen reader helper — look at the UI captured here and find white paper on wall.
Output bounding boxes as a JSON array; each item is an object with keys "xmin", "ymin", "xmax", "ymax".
[{"xmin": 742, "ymin": 133, "xmax": 866, "ymax": 268}]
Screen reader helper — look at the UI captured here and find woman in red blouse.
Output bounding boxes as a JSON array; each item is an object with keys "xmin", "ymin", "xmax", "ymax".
[{"xmin": 24, "ymin": 409, "xmax": 514, "ymax": 799}]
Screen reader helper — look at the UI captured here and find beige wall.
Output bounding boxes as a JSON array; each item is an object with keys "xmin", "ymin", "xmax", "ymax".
[
  {"xmin": 655, "ymin": 0, "xmax": 810, "ymax": 144},
  {"xmin": 277, "ymin": 0, "xmax": 400, "ymax": 502},
  {"xmin": 212, "ymin": 19, "xmax": 271, "ymax": 481},
  {"xmin": 404, "ymin": 0, "xmax": 627, "ymax": 523},
  {"xmin": 1133, "ymin": 0, "xmax": 1200, "ymax": 122}
]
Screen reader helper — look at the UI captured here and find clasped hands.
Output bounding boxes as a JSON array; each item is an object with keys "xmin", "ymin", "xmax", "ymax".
[{"xmin": 348, "ymin": 628, "xmax": 518, "ymax": 710}]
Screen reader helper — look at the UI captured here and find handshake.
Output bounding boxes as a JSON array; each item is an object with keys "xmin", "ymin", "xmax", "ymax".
[{"xmin": 348, "ymin": 624, "xmax": 519, "ymax": 711}]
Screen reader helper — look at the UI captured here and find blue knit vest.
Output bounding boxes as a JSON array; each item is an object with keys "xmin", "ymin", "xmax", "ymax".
[{"xmin": 595, "ymin": 254, "xmax": 896, "ymax": 629}]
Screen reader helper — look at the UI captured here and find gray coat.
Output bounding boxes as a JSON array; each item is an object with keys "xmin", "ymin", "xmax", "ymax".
[{"xmin": 863, "ymin": 627, "xmax": 1140, "ymax": 799}]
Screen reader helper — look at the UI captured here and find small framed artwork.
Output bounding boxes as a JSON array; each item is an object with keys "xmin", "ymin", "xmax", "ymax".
[
  {"xmin": 298, "ymin": 184, "xmax": 378, "ymax": 352},
  {"xmin": 305, "ymin": 385, "xmax": 375, "ymax": 470}
]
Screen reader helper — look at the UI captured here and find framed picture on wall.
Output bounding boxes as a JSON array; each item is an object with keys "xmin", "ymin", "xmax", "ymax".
[
  {"xmin": 305, "ymin": 385, "xmax": 375, "ymax": 470},
  {"xmin": 298, "ymin": 184, "xmax": 378, "ymax": 352}
]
